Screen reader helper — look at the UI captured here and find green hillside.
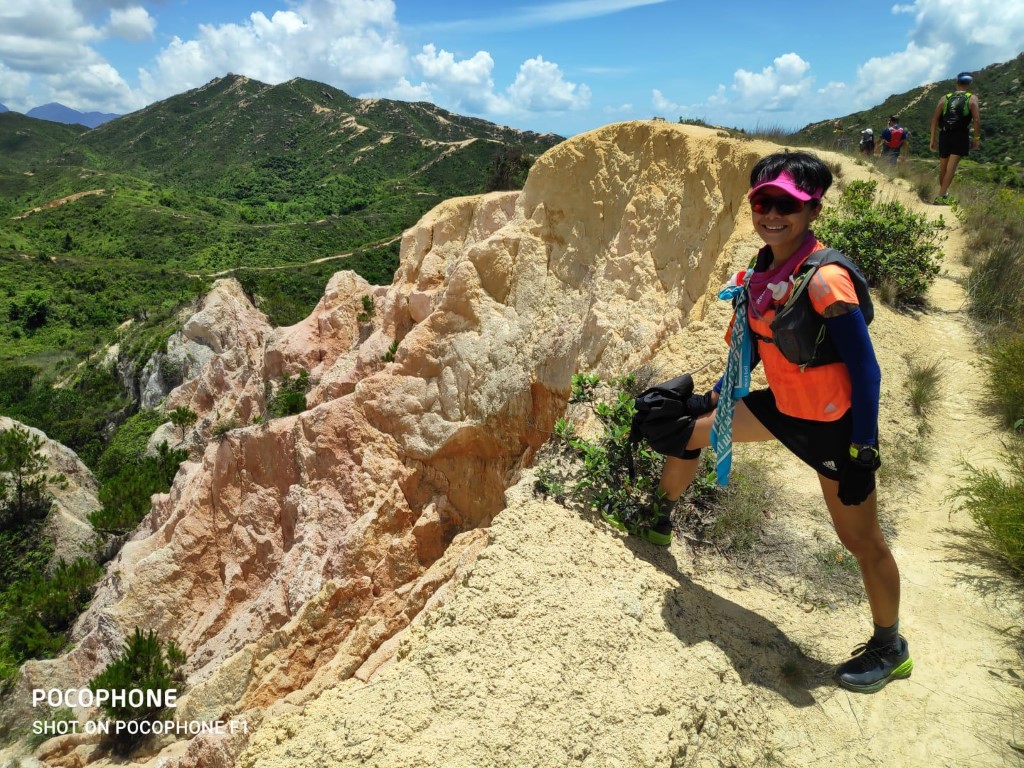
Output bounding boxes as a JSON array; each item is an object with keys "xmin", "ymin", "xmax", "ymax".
[
  {"xmin": 791, "ymin": 52, "xmax": 1023, "ymax": 166},
  {"xmin": 0, "ymin": 113, "xmax": 88, "ymax": 173},
  {"xmin": 0, "ymin": 74, "xmax": 561, "ymax": 278}
]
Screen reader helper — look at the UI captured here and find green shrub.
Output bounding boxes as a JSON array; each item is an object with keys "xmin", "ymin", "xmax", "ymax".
[
  {"xmin": 552, "ymin": 372, "xmax": 667, "ymax": 529},
  {"xmin": 815, "ymin": 180, "xmax": 944, "ymax": 304},
  {"xmin": 0, "ymin": 423, "xmax": 59, "ymax": 528},
  {"xmin": 966, "ymin": 239, "xmax": 1024, "ymax": 329},
  {"xmin": 961, "ymin": 186, "xmax": 1024, "ymax": 260},
  {"xmin": 168, "ymin": 406, "xmax": 197, "ymax": 441},
  {"xmin": 267, "ymin": 370, "xmax": 309, "ymax": 417},
  {"xmin": 534, "ymin": 372, "xmax": 770, "ymax": 554},
  {"xmin": 1, "ymin": 557, "xmax": 103, "ymax": 662},
  {"xmin": 88, "ymin": 441, "xmax": 186, "ymax": 535},
  {"xmin": 951, "ymin": 438, "xmax": 1024, "ymax": 576},
  {"xmin": 356, "ymin": 294, "xmax": 375, "ymax": 323},
  {"xmin": 95, "ymin": 409, "xmax": 168, "ymax": 482},
  {"xmin": 984, "ymin": 333, "xmax": 1024, "ymax": 428},
  {"xmin": 88, "ymin": 628, "xmax": 187, "ymax": 755}
]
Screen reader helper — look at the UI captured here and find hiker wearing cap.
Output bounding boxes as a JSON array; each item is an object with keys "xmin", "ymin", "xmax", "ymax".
[
  {"xmin": 859, "ymin": 128, "xmax": 874, "ymax": 157},
  {"xmin": 930, "ymin": 72, "xmax": 981, "ymax": 204},
  {"xmin": 611, "ymin": 151, "xmax": 910, "ymax": 694},
  {"xmin": 877, "ymin": 116, "xmax": 908, "ymax": 165}
]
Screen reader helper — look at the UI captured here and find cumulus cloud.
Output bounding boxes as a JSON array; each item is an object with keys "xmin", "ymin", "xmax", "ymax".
[
  {"xmin": 657, "ymin": 0, "xmax": 1023, "ymax": 130},
  {"xmin": 730, "ymin": 53, "xmax": 813, "ymax": 113},
  {"xmin": 506, "ymin": 56, "xmax": 590, "ymax": 111},
  {"xmin": 106, "ymin": 6, "xmax": 155, "ymax": 41},
  {"xmin": 136, "ymin": 0, "xmax": 406, "ymax": 105},
  {"xmin": 387, "ymin": 46, "xmax": 590, "ymax": 118},
  {"xmin": 652, "ymin": 89, "xmax": 680, "ymax": 114}
]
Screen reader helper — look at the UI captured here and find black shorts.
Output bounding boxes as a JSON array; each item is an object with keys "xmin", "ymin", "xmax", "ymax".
[
  {"xmin": 741, "ymin": 389, "xmax": 853, "ymax": 480},
  {"xmin": 938, "ymin": 131, "xmax": 970, "ymax": 159}
]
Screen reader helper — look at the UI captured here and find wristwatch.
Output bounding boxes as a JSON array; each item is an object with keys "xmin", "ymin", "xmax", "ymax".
[{"xmin": 849, "ymin": 443, "xmax": 881, "ymax": 468}]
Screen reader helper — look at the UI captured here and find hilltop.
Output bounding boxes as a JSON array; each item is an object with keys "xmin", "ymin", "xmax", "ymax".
[{"xmin": 792, "ymin": 52, "xmax": 1024, "ymax": 164}]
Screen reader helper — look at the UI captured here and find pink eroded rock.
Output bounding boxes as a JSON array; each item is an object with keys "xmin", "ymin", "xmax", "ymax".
[{"xmin": 0, "ymin": 122, "xmax": 763, "ymax": 767}]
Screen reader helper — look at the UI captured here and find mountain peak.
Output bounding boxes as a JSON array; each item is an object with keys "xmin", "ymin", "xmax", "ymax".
[{"xmin": 24, "ymin": 102, "xmax": 119, "ymax": 128}]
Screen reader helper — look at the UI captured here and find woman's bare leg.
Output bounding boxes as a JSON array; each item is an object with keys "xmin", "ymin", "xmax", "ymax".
[{"xmin": 658, "ymin": 400, "xmax": 776, "ymax": 500}]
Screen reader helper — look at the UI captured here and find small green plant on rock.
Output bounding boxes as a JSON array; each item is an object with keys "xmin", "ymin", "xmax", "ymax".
[
  {"xmin": 356, "ymin": 294, "xmax": 375, "ymax": 323},
  {"xmin": 539, "ymin": 372, "xmax": 666, "ymax": 530},
  {"xmin": 268, "ymin": 370, "xmax": 310, "ymax": 417}
]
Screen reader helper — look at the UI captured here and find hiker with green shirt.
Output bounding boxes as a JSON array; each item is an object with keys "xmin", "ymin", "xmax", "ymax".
[{"xmin": 929, "ymin": 72, "xmax": 980, "ymax": 204}]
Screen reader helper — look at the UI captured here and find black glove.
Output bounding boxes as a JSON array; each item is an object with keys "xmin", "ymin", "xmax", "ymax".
[
  {"xmin": 685, "ymin": 390, "xmax": 716, "ymax": 417},
  {"xmin": 838, "ymin": 445, "xmax": 881, "ymax": 506},
  {"xmin": 630, "ymin": 374, "xmax": 699, "ymax": 459}
]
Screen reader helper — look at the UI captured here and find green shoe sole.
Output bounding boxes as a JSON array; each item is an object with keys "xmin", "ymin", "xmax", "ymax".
[
  {"xmin": 624, "ymin": 521, "xmax": 672, "ymax": 547},
  {"xmin": 837, "ymin": 657, "xmax": 913, "ymax": 694},
  {"xmin": 600, "ymin": 507, "xmax": 628, "ymax": 533}
]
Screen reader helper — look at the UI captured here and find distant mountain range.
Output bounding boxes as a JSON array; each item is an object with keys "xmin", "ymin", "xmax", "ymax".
[
  {"xmin": 0, "ymin": 100, "xmax": 118, "ymax": 127},
  {"xmin": 25, "ymin": 103, "xmax": 120, "ymax": 128}
]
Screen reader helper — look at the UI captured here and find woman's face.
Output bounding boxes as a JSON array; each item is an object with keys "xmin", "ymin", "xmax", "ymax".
[{"xmin": 750, "ymin": 192, "xmax": 821, "ymax": 256}]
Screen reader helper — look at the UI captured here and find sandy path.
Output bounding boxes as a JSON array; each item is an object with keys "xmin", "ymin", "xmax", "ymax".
[{"xmin": 759, "ymin": 214, "xmax": 1024, "ymax": 767}]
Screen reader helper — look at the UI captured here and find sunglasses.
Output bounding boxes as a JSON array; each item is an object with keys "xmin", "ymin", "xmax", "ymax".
[{"xmin": 749, "ymin": 194, "xmax": 810, "ymax": 216}]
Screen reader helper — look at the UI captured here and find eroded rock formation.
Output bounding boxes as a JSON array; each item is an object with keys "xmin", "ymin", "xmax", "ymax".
[{"xmin": 3, "ymin": 121, "xmax": 768, "ymax": 767}]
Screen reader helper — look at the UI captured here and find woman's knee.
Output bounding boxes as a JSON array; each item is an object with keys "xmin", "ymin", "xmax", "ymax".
[{"xmin": 836, "ymin": 527, "xmax": 890, "ymax": 562}]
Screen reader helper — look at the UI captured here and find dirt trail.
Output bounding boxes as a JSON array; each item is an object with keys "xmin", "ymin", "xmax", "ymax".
[
  {"xmin": 239, "ymin": 158, "xmax": 1023, "ymax": 768},
  {"xmin": 756, "ymin": 184, "xmax": 1024, "ymax": 767}
]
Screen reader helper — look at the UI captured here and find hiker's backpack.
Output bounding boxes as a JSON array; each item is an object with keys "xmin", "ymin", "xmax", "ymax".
[
  {"xmin": 752, "ymin": 248, "xmax": 874, "ymax": 369},
  {"xmin": 940, "ymin": 91, "xmax": 972, "ymax": 132},
  {"xmin": 885, "ymin": 127, "xmax": 906, "ymax": 150}
]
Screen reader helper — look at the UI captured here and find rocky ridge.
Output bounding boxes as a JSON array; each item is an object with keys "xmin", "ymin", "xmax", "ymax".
[{"xmin": 0, "ymin": 120, "xmax": 765, "ymax": 766}]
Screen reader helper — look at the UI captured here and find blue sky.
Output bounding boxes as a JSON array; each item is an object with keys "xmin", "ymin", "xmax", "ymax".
[{"xmin": 1, "ymin": 0, "xmax": 1021, "ymax": 136}]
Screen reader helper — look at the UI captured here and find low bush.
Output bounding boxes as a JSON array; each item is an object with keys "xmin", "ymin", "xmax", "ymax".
[
  {"xmin": 535, "ymin": 372, "xmax": 770, "ymax": 553},
  {"xmin": 1, "ymin": 557, "xmax": 103, "ymax": 661},
  {"xmin": 965, "ymin": 240, "xmax": 1024, "ymax": 329},
  {"xmin": 984, "ymin": 333, "xmax": 1024, "ymax": 428},
  {"xmin": 815, "ymin": 180, "xmax": 944, "ymax": 304},
  {"xmin": 267, "ymin": 370, "xmax": 309, "ymax": 417},
  {"xmin": 951, "ymin": 437, "xmax": 1024, "ymax": 576},
  {"xmin": 88, "ymin": 441, "xmax": 187, "ymax": 535}
]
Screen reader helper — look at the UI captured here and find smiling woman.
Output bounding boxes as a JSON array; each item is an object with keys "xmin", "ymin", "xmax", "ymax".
[{"xmin": 610, "ymin": 149, "xmax": 911, "ymax": 694}]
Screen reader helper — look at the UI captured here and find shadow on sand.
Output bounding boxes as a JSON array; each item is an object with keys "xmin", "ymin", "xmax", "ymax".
[{"xmin": 620, "ymin": 534, "xmax": 837, "ymax": 708}]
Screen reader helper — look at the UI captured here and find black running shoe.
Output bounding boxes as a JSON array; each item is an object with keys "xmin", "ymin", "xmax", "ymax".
[{"xmin": 835, "ymin": 635, "xmax": 913, "ymax": 693}]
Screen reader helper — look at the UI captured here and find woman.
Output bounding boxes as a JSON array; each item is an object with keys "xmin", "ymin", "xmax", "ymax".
[{"xmin": 634, "ymin": 151, "xmax": 910, "ymax": 694}]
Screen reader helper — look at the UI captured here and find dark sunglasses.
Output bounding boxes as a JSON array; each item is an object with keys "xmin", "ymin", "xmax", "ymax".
[{"xmin": 749, "ymin": 194, "xmax": 809, "ymax": 215}]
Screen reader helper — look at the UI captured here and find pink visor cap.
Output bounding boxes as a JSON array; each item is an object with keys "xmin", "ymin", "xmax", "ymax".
[{"xmin": 748, "ymin": 171, "xmax": 822, "ymax": 201}]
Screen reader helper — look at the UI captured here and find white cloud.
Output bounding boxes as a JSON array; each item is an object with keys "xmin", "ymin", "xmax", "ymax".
[
  {"xmin": 44, "ymin": 61, "xmax": 133, "ymax": 111},
  {"xmin": 652, "ymin": 89, "xmax": 680, "ymax": 114},
  {"xmin": 389, "ymin": 47, "xmax": 590, "ymax": 118},
  {"xmin": 652, "ymin": 0, "xmax": 1023, "ymax": 131},
  {"xmin": 604, "ymin": 102, "xmax": 634, "ymax": 114},
  {"xmin": 507, "ymin": 56, "xmax": 590, "ymax": 111},
  {"xmin": 515, "ymin": 0, "xmax": 670, "ymax": 26},
  {"xmin": 135, "ymin": 0, "xmax": 407, "ymax": 106},
  {"xmin": 106, "ymin": 6, "xmax": 155, "ymax": 42},
  {"xmin": 731, "ymin": 53, "xmax": 813, "ymax": 112}
]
